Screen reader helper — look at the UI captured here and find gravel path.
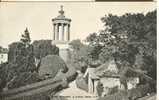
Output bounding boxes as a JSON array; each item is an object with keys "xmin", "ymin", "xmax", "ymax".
[{"xmin": 53, "ymin": 80, "xmax": 98, "ymax": 100}]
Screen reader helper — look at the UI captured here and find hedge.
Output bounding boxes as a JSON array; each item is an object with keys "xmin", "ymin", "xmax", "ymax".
[
  {"xmin": 98, "ymin": 90, "xmax": 128, "ymax": 100},
  {"xmin": 127, "ymin": 84, "xmax": 151, "ymax": 100},
  {"xmin": 39, "ymin": 55, "xmax": 68, "ymax": 79},
  {"xmin": 98, "ymin": 84, "xmax": 151, "ymax": 100}
]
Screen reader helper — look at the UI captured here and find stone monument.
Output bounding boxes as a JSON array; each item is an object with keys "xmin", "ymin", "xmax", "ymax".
[{"xmin": 52, "ymin": 6, "xmax": 71, "ymax": 62}]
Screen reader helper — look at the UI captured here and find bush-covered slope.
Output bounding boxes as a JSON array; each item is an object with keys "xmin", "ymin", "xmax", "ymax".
[{"xmin": 39, "ymin": 55, "xmax": 68, "ymax": 79}]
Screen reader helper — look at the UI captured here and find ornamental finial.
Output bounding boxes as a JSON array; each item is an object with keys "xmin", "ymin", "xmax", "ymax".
[
  {"xmin": 61, "ymin": 5, "xmax": 63, "ymax": 11},
  {"xmin": 59, "ymin": 5, "xmax": 64, "ymax": 16}
]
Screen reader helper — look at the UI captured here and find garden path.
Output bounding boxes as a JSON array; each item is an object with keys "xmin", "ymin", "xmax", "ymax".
[{"xmin": 53, "ymin": 80, "xmax": 98, "ymax": 100}]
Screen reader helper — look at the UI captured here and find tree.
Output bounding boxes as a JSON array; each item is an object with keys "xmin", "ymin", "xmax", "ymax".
[
  {"xmin": 0, "ymin": 28, "xmax": 40, "ymax": 89},
  {"xmin": 100, "ymin": 10, "xmax": 156, "ymax": 57},
  {"xmin": 100, "ymin": 10, "xmax": 156, "ymax": 68},
  {"xmin": 69, "ymin": 39, "xmax": 103, "ymax": 72},
  {"xmin": 69, "ymin": 40, "xmax": 92, "ymax": 72},
  {"xmin": 0, "ymin": 62, "xmax": 8, "ymax": 91},
  {"xmin": 8, "ymin": 42, "xmax": 29, "ymax": 62},
  {"xmin": 86, "ymin": 33, "xmax": 99, "ymax": 46},
  {"xmin": 6, "ymin": 42, "xmax": 37, "ymax": 88},
  {"xmin": 86, "ymin": 10, "xmax": 156, "ymax": 80},
  {"xmin": 20, "ymin": 28, "xmax": 31, "ymax": 45},
  {"xmin": 69, "ymin": 39, "xmax": 84, "ymax": 51},
  {"xmin": 86, "ymin": 33, "xmax": 103, "ymax": 61},
  {"xmin": 32, "ymin": 40, "xmax": 59, "ymax": 60}
]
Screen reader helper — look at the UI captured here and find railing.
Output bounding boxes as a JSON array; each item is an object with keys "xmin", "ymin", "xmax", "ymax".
[{"xmin": 0, "ymin": 78, "xmax": 63, "ymax": 100}]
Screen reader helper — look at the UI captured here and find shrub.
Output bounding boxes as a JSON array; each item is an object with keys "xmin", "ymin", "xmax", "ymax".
[
  {"xmin": 0, "ymin": 63, "xmax": 8, "ymax": 91},
  {"xmin": 127, "ymin": 84, "xmax": 151, "ymax": 100},
  {"xmin": 65, "ymin": 65, "xmax": 78, "ymax": 82},
  {"xmin": 17, "ymin": 94, "xmax": 50, "ymax": 100},
  {"xmin": 7, "ymin": 72, "xmax": 41, "ymax": 89},
  {"xmin": 66, "ymin": 72, "xmax": 78, "ymax": 83},
  {"xmin": 98, "ymin": 84, "xmax": 151, "ymax": 100},
  {"xmin": 6, "ymin": 92, "xmax": 51, "ymax": 100},
  {"xmin": 39, "ymin": 55, "xmax": 68, "ymax": 79},
  {"xmin": 32, "ymin": 40, "xmax": 59, "ymax": 60},
  {"xmin": 98, "ymin": 90, "xmax": 128, "ymax": 100}
]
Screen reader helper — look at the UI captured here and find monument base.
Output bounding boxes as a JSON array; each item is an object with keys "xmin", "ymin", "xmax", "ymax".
[{"xmin": 52, "ymin": 40, "xmax": 70, "ymax": 63}]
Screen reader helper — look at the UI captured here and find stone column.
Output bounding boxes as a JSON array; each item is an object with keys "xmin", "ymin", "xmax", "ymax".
[
  {"xmin": 53, "ymin": 24, "xmax": 55, "ymax": 40},
  {"xmin": 56, "ymin": 23, "xmax": 59, "ymax": 40},
  {"xmin": 68, "ymin": 25, "xmax": 70, "ymax": 41},
  {"xmin": 54, "ymin": 24, "xmax": 57, "ymax": 40},
  {"xmin": 66, "ymin": 24, "xmax": 70, "ymax": 41},
  {"xmin": 61, "ymin": 23, "xmax": 64, "ymax": 41}
]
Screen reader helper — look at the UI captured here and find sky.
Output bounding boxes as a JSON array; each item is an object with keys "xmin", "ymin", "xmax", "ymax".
[{"xmin": 0, "ymin": 2, "xmax": 156, "ymax": 48}]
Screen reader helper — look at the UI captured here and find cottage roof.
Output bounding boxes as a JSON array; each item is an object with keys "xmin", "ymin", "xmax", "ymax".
[{"xmin": 91, "ymin": 73, "xmax": 100, "ymax": 79}]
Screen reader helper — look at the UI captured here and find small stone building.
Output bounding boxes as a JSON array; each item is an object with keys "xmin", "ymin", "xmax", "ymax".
[{"xmin": 83, "ymin": 59, "xmax": 141, "ymax": 96}]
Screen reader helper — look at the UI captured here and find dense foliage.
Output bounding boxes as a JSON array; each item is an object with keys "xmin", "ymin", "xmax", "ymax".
[
  {"xmin": 0, "ymin": 63, "xmax": 8, "ymax": 91},
  {"xmin": 20, "ymin": 28, "xmax": 31, "ymax": 45},
  {"xmin": 86, "ymin": 10, "xmax": 156, "ymax": 81},
  {"xmin": 69, "ymin": 39, "xmax": 102, "ymax": 73},
  {"xmin": 7, "ymin": 72, "xmax": 42, "ymax": 89},
  {"xmin": 98, "ymin": 84, "xmax": 151, "ymax": 100},
  {"xmin": 8, "ymin": 42, "xmax": 36, "ymax": 72},
  {"xmin": 39, "ymin": 55, "xmax": 68, "ymax": 79},
  {"xmin": 68, "ymin": 10, "xmax": 157, "ymax": 96},
  {"xmin": 69, "ymin": 39, "xmax": 92, "ymax": 72},
  {"xmin": 65, "ymin": 63, "xmax": 78, "ymax": 82},
  {"xmin": 32, "ymin": 40, "xmax": 59, "ymax": 60},
  {"xmin": 2, "ymin": 29, "xmax": 38, "ymax": 89},
  {"xmin": 0, "ymin": 28, "xmax": 62, "ymax": 90}
]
